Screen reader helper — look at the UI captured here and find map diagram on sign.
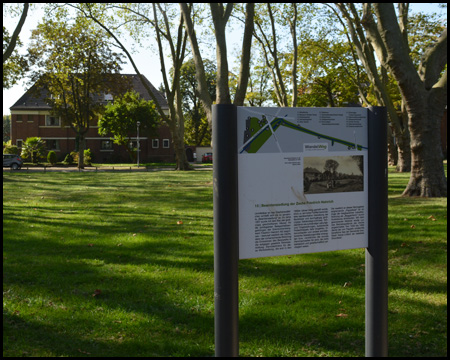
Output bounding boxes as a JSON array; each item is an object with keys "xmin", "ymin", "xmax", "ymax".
[{"xmin": 239, "ymin": 108, "xmax": 368, "ymax": 154}]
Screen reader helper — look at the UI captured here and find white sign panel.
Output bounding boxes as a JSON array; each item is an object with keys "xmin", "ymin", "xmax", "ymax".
[{"xmin": 237, "ymin": 107, "xmax": 369, "ymax": 259}]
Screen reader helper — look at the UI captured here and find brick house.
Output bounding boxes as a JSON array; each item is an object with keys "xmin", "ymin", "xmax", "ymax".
[{"xmin": 9, "ymin": 74, "xmax": 175, "ymax": 163}]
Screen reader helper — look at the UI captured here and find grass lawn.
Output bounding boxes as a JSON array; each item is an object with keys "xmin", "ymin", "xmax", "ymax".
[{"xmin": 3, "ymin": 165, "xmax": 447, "ymax": 357}]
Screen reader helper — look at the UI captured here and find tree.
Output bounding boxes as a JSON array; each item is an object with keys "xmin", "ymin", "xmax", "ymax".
[
  {"xmin": 27, "ymin": 15, "xmax": 126, "ymax": 169},
  {"xmin": 3, "ymin": 27, "xmax": 28, "ymax": 89},
  {"xmin": 296, "ymin": 39, "xmax": 364, "ymax": 108},
  {"xmin": 332, "ymin": 4, "xmax": 412, "ymax": 172},
  {"xmin": 250, "ymin": 4, "xmax": 321, "ymax": 107},
  {"xmin": 3, "ymin": 3, "xmax": 29, "ymax": 63},
  {"xmin": 178, "ymin": 58, "xmax": 216, "ymax": 146},
  {"xmin": 324, "ymin": 159, "xmax": 340, "ymax": 174},
  {"xmin": 98, "ymin": 90, "xmax": 160, "ymax": 160},
  {"xmin": 21, "ymin": 136, "xmax": 45, "ymax": 163},
  {"xmin": 3, "ymin": 115, "xmax": 11, "ymax": 142},
  {"xmin": 357, "ymin": 4, "xmax": 446, "ymax": 197},
  {"xmin": 3, "ymin": 3, "xmax": 30, "ymax": 89},
  {"xmin": 245, "ymin": 59, "xmax": 272, "ymax": 106},
  {"xmin": 180, "ymin": 3, "xmax": 255, "ymax": 110},
  {"xmin": 73, "ymin": 3, "xmax": 192, "ymax": 170},
  {"xmin": 351, "ymin": 155, "xmax": 364, "ymax": 175}
]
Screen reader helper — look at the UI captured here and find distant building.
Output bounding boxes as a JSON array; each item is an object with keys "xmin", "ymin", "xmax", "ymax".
[{"xmin": 9, "ymin": 74, "xmax": 175, "ymax": 163}]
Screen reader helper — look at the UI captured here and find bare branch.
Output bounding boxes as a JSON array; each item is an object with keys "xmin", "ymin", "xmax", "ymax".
[{"xmin": 3, "ymin": 3, "xmax": 29, "ymax": 63}]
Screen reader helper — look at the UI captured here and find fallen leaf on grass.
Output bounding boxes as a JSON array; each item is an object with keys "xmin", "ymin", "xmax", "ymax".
[
  {"xmin": 336, "ymin": 313, "xmax": 348, "ymax": 318},
  {"xmin": 410, "ymin": 224, "xmax": 416, "ymax": 229},
  {"xmin": 177, "ymin": 220, "xmax": 183, "ymax": 225},
  {"xmin": 88, "ymin": 243, "xmax": 94, "ymax": 247},
  {"xmin": 428, "ymin": 215, "xmax": 436, "ymax": 221},
  {"xmin": 92, "ymin": 289, "xmax": 102, "ymax": 297}
]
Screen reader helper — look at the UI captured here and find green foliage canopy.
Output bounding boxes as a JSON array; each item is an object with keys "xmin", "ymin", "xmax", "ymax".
[
  {"xmin": 27, "ymin": 14, "xmax": 128, "ymax": 168},
  {"xmin": 98, "ymin": 90, "xmax": 160, "ymax": 159}
]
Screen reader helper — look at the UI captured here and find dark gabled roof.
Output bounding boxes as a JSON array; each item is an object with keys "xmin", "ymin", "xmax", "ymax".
[
  {"xmin": 10, "ymin": 83, "xmax": 52, "ymax": 111},
  {"xmin": 127, "ymin": 74, "xmax": 168, "ymax": 110},
  {"xmin": 10, "ymin": 74, "xmax": 168, "ymax": 111}
]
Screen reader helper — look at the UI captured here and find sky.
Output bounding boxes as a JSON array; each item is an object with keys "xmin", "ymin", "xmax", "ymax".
[{"xmin": 2, "ymin": 3, "xmax": 447, "ymax": 115}]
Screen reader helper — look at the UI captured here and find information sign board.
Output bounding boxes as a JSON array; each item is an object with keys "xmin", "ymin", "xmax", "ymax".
[{"xmin": 237, "ymin": 107, "xmax": 369, "ymax": 259}]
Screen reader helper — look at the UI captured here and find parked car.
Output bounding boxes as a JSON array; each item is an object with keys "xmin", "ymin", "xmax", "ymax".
[
  {"xmin": 202, "ymin": 152, "xmax": 213, "ymax": 163},
  {"xmin": 3, "ymin": 154, "xmax": 23, "ymax": 170}
]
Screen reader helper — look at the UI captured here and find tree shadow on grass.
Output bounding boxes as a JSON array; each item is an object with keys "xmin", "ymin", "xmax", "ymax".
[{"xmin": 3, "ymin": 171, "xmax": 446, "ymax": 357}]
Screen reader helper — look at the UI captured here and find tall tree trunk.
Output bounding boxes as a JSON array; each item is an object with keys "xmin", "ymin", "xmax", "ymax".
[
  {"xmin": 395, "ymin": 104, "xmax": 411, "ymax": 172},
  {"xmin": 179, "ymin": 4, "xmax": 213, "ymax": 125},
  {"xmin": 172, "ymin": 131, "xmax": 190, "ymax": 170},
  {"xmin": 387, "ymin": 126, "xmax": 398, "ymax": 166},
  {"xmin": 365, "ymin": 3, "xmax": 447, "ymax": 197},
  {"xmin": 210, "ymin": 3, "xmax": 233, "ymax": 104},
  {"xmin": 396, "ymin": 134, "xmax": 411, "ymax": 172},
  {"xmin": 233, "ymin": 3, "xmax": 254, "ymax": 106},
  {"xmin": 77, "ymin": 133, "xmax": 85, "ymax": 169},
  {"xmin": 403, "ymin": 94, "xmax": 446, "ymax": 196}
]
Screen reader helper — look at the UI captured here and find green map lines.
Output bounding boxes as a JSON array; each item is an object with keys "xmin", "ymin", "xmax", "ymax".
[{"xmin": 241, "ymin": 115, "xmax": 367, "ymax": 154}]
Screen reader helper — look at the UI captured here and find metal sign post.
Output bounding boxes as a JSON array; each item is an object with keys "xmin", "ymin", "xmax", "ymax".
[
  {"xmin": 366, "ymin": 106, "xmax": 388, "ymax": 356},
  {"xmin": 212, "ymin": 104, "xmax": 239, "ymax": 357}
]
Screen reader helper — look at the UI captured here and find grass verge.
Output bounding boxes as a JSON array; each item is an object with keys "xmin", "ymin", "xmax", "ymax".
[{"xmin": 3, "ymin": 165, "xmax": 447, "ymax": 356}]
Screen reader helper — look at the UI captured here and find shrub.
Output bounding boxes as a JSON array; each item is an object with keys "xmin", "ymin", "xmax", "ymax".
[
  {"xmin": 63, "ymin": 153, "xmax": 74, "ymax": 165},
  {"xmin": 21, "ymin": 137, "xmax": 46, "ymax": 163},
  {"xmin": 84, "ymin": 148, "xmax": 93, "ymax": 166},
  {"xmin": 3, "ymin": 144, "xmax": 20, "ymax": 155},
  {"xmin": 70, "ymin": 151, "xmax": 79, "ymax": 164},
  {"xmin": 47, "ymin": 150, "xmax": 57, "ymax": 165}
]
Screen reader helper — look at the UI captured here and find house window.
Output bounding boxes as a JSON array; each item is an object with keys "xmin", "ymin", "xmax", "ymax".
[
  {"xmin": 152, "ymin": 139, "xmax": 159, "ymax": 148},
  {"xmin": 16, "ymin": 140, "xmax": 23, "ymax": 149},
  {"xmin": 46, "ymin": 140, "xmax": 60, "ymax": 151},
  {"xmin": 163, "ymin": 139, "xmax": 170, "ymax": 148},
  {"xmin": 101, "ymin": 140, "xmax": 113, "ymax": 150},
  {"xmin": 104, "ymin": 93, "xmax": 113, "ymax": 102},
  {"xmin": 16, "ymin": 115, "xmax": 23, "ymax": 122},
  {"xmin": 45, "ymin": 115, "xmax": 61, "ymax": 127}
]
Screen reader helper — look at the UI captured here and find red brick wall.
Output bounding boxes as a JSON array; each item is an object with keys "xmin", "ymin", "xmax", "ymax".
[{"xmin": 11, "ymin": 113, "xmax": 175, "ymax": 163}]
